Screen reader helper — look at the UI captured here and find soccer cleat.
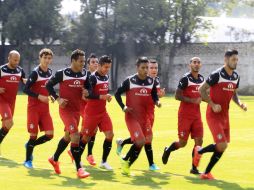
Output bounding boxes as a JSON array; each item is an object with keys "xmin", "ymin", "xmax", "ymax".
[
  {"xmin": 149, "ymin": 163, "xmax": 160, "ymax": 171},
  {"xmin": 25, "ymin": 143, "xmax": 33, "ymax": 161},
  {"xmin": 190, "ymin": 168, "xmax": 201, "ymax": 175},
  {"xmin": 100, "ymin": 161, "xmax": 113, "ymax": 170},
  {"xmin": 86, "ymin": 155, "xmax": 96, "ymax": 166},
  {"xmin": 48, "ymin": 157, "xmax": 61, "ymax": 174},
  {"xmin": 23, "ymin": 160, "xmax": 33, "ymax": 169},
  {"xmin": 193, "ymin": 146, "xmax": 202, "ymax": 167},
  {"xmin": 67, "ymin": 150, "xmax": 74, "ymax": 163},
  {"xmin": 121, "ymin": 158, "xmax": 130, "ymax": 176},
  {"xmin": 162, "ymin": 147, "xmax": 171, "ymax": 164},
  {"xmin": 200, "ymin": 172, "xmax": 215, "ymax": 180},
  {"xmin": 116, "ymin": 139, "xmax": 123, "ymax": 156},
  {"xmin": 77, "ymin": 168, "xmax": 90, "ymax": 178}
]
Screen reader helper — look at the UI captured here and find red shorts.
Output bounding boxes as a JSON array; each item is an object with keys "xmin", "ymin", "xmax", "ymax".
[
  {"xmin": 206, "ymin": 111, "xmax": 230, "ymax": 143},
  {"xmin": 178, "ymin": 115, "xmax": 203, "ymax": 141},
  {"xmin": 59, "ymin": 109, "xmax": 80, "ymax": 134},
  {"xmin": 125, "ymin": 113, "xmax": 152, "ymax": 143},
  {"xmin": 0, "ymin": 101, "xmax": 15, "ymax": 120},
  {"xmin": 147, "ymin": 111, "xmax": 155, "ymax": 128},
  {"xmin": 81, "ymin": 112, "xmax": 113, "ymax": 136},
  {"xmin": 27, "ymin": 106, "xmax": 54, "ymax": 134}
]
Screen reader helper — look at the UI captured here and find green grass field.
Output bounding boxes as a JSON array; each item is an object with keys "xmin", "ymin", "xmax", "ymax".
[{"xmin": 0, "ymin": 95, "xmax": 253, "ymax": 190}]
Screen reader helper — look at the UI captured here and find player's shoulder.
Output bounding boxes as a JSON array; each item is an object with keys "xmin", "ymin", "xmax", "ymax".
[
  {"xmin": 16, "ymin": 65, "xmax": 24, "ymax": 72},
  {"xmin": 0, "ymin": 63, "xmax": 8, "ymax": 71},
  {"xmin": 232, "ymin": 70, "xmax": 239, "ymax": 80},
  {"xmin": 146, "ymin": 76, "xmax": 154, "ymax": 85},
  {"xmin": 154, "ymin": 76, "xmax": 160, "ymax": 84}
]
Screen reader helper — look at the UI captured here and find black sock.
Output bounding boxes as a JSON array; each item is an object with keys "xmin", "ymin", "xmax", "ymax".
[
  {"xmin": 79, "ymin": 140, "xmax": 87, "ymax": 157},
  {"xmin": 198, "ymin": 144, "xmax": 216, "ymax": 154},
  {"xmin": 129, "ymin": 144, "xmax": 142, "ymax": 166},
  {"xmin": 87, "ymin": 136, "xmax": 95, "ymax": 156},
  {"xmin": 145, "ymin": 144, "xmax": 154, "ymax": 166},
  {"xmin": 71, "ymin": 145, "xmax": 81, "ymax": 170},
  {"xmin": 205, "ymin": 150, "xmax": 223, "ymax": 174},
  {"xmin": 168, "ymin": 142, "xmax": 180, "ymax": 152},
  {"xmin": 121, "ymin": 137, "xmax": 132, "ymax": 147},
  {"xmin": 26, "ymin": 138, "xmax": 36, "ymax": 161},
  {"xmin": 123, "ymin": 144, "xmax": 135, "ymax": 161},
  {"xmin": 102, "ymin": 139, "xmax": 112, "ymax": 163},
  {"xmin": 0, "ymin": 127, "xmax": 9, "ymax": 144},
  {"xmin": 192, "ymin": 147, "xmax": 197, "ymax": 170},
  {"xmin": 53, "ymin": 138, "xmax": 69, "ymax": 161},
  {"xmin": 34, "ymin": 135, "xmax": 52, "ymax": 146}
]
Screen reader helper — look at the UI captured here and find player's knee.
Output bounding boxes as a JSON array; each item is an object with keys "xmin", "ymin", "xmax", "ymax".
[
  {"xmin": 4, "ymin": 119, "xmax": 14, "ymax": 129},
  {"xmin": 105, "ymin": 131, "xmax": 114, "ymax": 140},
  {"xmin": 179, "ymin": 140, "xmax": 187, "ymax": 147},
  {"xmin": 194, "ymin": 138, "xmax": 203, "ymax": 146},
  {"xmin": 135, "ymin": 139, "xmax": 145, "ymax": 147},
  {"xmin": 45, "ymin": 134, "xmax": 54, "ymax": 141},
  {"xmin": 70, "ymin": 133, "xmax": 80, "ymax": 143},
  {"xmin": 216, "ymin": 143, "xmax": 227, "ymax": 152}
]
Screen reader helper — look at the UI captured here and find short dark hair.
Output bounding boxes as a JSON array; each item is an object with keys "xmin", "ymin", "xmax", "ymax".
[
  {"xmin": 87, "ymin": 53, "xmax": 97, "ymax": 65},
  {"xmin": 99, "ymin": 55, "xmax": 112, "ymax": 65},
  {"xmin": 71, "ymin": 49, "xmax": 85, "ymax": 62},
  {"xmin": 225, "ymin": 49, "xmax": 238, "ymax": 57},
  {"xmin": 149, "ymin": 59, "xmax": 158, "ymax": 64},
  {"xmin": 136, "ymin": 57, "xmax": 149, "ymax": 67},
  {"xmin": 39, "ymin": 48, "xmax": 53, "ymax": 58}
]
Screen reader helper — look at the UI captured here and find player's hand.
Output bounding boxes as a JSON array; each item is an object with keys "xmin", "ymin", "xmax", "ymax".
[
  {"xmin": 22, "ymin": 78, "xmax": 28, "ymax": 84},
  {"xmin": 191, "ymin": 97, "xmax": 202, "ymax": 104},
  {"xmin": 0, "ymin": 87, "xmax": 5, "ymax": 94},
  {"xmin": 100, "ymin": 94, "xmax": 112, "ymax": 102},
  {"xmin": 38, "ymin": 94, "xmax": 49, "ymax": 104},
  {"xmin": 155, "ymin": 101, "xmax": 162, "ymax": 108},
  {"xmin": 123, "ymin": 106, "xmax": 133, "ymax": 113},
  {"xmin": 158, "ymin": 88, "xmax": 166, "ymax": 98},
  {"xmin": 82, "ymin": 88, "xmax": 89, "ymax": 97},
  {"xmin": 240, "ymin": 103, "xmax": 247, "ymax": 111},
  {"xmin": 57, "ymin": 98, "xmax": 68, "ymax": 108},
  {"xmin": 211, "ymin": 103, "xmax": 222, "ymax": 113}
]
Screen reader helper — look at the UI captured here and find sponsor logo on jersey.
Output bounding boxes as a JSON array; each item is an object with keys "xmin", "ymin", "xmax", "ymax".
[
  {"xmin": 69, "ymin": 80, "xmax": 83, "ymax": 87},
  {"xmin": 135, "ymin": 88, "xmax": 149, "ymax": 96},
  {"xmin": 223, "ymin": 83, "xmax": 235, "ymax": 92},
  {"xmin": 6, "ymin": 76, "xmax": 19, "ymax": 83},
  {"xmin": 99, "ymin": 83, "xmax": 109, "ymax": 91}
]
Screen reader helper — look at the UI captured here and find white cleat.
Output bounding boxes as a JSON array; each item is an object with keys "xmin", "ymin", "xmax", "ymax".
[{"xmin": 100, "ymin": 161, "xmax": 113, "ymax": 170}]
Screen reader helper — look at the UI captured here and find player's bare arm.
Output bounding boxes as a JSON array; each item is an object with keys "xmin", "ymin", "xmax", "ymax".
[
  {"xmin": 175, "ymin": 88, "xmax": 201, "ymax": 104},
  {"xmin": 0, "ymin": 87, "xmax": 5, "ymax": 94},
  {"xmin": 232, "ymin": 90, "xmax": 247, "ymax": 111},
  {"xmin": 158, "ymin": 88, "xmax": 166, "ymax": 98},
  {"xmin": 199, "ymin": 82, "xmax": 222, "ymax": 113}
]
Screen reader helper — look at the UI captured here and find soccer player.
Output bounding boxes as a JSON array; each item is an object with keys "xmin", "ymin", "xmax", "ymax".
[
  {"xmin": 115, "ymin": 57, "xmax": 161, "ymax": 175},
  {"xmin": 81, "ymin": 53, "xmax": 98, "ymax": 166},
  {"xmin": 197, "ymin": 49, "xmax": 247, "ymax": 180},
  {"xmin": 46, "ymin": 49, "xmax": 90, "ymax": 178},
  {"xmin": 0, "ymin": 50, "xmax": 26, "ymax": 154},
  {"xmin": 162, "ymin": 57, "xmax": 204, "ymax": 174},
  {"xmin": 23, "ymin": 48, "xmax": 54, "ymax": 168},
  {"xmin": 79, "ymin": 55, "xmax": 114, "ymax": 170},
  {"xmin": 116, "ymin": 59, "xmax": 165, "ymax": 171}
]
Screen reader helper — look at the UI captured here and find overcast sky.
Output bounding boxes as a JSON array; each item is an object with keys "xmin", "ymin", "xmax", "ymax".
[{"xmin": 61, "ymin": 0, "xmax": 81, "ymax": 15}]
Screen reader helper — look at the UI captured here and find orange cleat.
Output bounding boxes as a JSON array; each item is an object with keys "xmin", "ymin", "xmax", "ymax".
[
  {"xmin": 48, "ymin": 157, "xmax": 61, "ymax": 174},
  {"xmin": 193, "ymin": 146, "xmax": 202, "ymax": 167},
  {"xmin": 67, "ymin": 150, "xmax": 74, "ymax": 163},
  {"xmin": 86, "ymin": 155, "xmax": 96, "ymax": 166},
  {"xmin": 200, "ymin": 173, "xmax": 215, "ymax": 180},
  {"xmin": 77, "ymin": 168, "xmax": 90, "ymax": 178}
]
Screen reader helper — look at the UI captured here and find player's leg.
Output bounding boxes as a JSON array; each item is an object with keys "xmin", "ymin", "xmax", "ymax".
[
  {"xmin": 200, "ymin": 117, "xmax": 228, "ymax": 180},
  {"xmin": 86, "ymin": 127, "xmax": 98, "ymax": 166},
  {"xmin": 116, "ymin": 137, "xmax": 132, "ymax": 156},
  {"xmin": 0, "ymin": 102, "xmax": 14, "ymax": 144},
  {"xmin": 190, "ymin": 118, "xmax": 203, "ymax": 174},
  {"xmin": 100, "ymin": 113, "xmax": 114, "ymax": 170},
  {"xmin": 162, "ymin": 116, "xmax": 190, "ymax": 164}
]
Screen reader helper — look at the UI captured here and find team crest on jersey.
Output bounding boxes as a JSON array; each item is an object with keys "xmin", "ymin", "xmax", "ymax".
[
  {"xmin": 29, "ymin": 124, "xmax": 34, "ymax": 129},
  {"xmin": 4, "ymin": 112, "xmax": 8, "ymax": 118},
  {"xmin": 180, "ymin": 131, "xmax": 185, "ymax": 137},
  {"xmin": 69, "ymin": 125, "xmax": 74, "ymax": 131},
  {"xmin": 217, "ymin": 134, "xmax": 222, "ymax": 140},
  {"xmin": 134, "ymin": 131, "xmax": 139, "ymax": 138},
  {"xmin": 103, "ymin": 83, "xmax": 108, "ymax": 89}
]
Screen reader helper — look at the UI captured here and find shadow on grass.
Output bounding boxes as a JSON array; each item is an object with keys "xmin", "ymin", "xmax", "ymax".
[
  {"xmin": 0, "ymin": 157, "xmax": 20, "ymax": 168},
  {"xmin": 184, "ymin": 175, "xmax": 254, "ymax": 190},
  {"xmin": 56, "ymin": 175, "xmax": 96, "ymax": 189},
  {"xmin": 86, "ymin": 166, "xmax": 119, "ymax": 182},
  {"xmin": 123, "ymin": 170, "xmax": 170, "ymax": 188},
  {"xmin": 27, "ymin": 168, "xmax": 55, "ymax": 179}
]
